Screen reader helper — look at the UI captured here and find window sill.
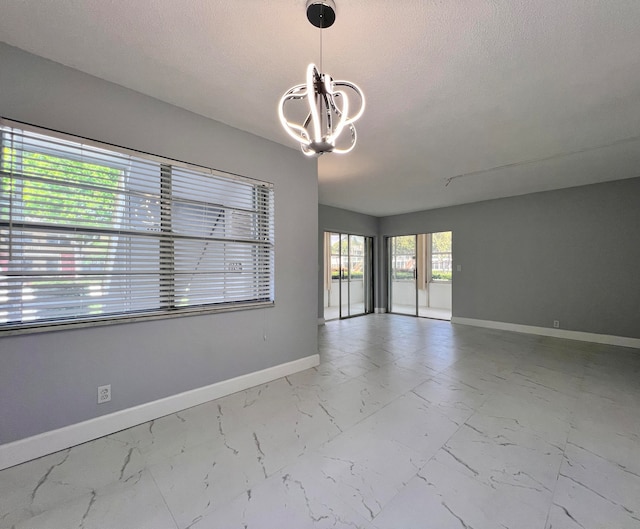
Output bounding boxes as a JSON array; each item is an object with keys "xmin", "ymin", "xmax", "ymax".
[{"xmin": 0, "ymin": 301, "xmax": 275, "ymax": 337}]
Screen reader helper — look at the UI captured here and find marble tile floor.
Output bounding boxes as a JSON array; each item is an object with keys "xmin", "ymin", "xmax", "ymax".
[{"xmin": 2, "ymin": 314, "xmax": 640, "ymax": 528}]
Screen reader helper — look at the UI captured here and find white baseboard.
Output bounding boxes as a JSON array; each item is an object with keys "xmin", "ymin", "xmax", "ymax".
[
  {"xmin": 375, "ymin": 308, "xmax": 387, "ymax": 314},
  {"xmin": 318, "ymin": 317, "xmax": 326, "ymax": 325},
  {"xmin": 0, "ymin": 354, "xmax": 319, "ymax": 471},
  {"xmin": 451, "ymin": 317, "xmax": 640, "ymax": 349}
]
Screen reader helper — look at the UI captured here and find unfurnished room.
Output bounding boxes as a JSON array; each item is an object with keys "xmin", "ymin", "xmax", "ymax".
[{"xmin": 1, "ymin": 1, "xmax": 639, "ymax": 528}]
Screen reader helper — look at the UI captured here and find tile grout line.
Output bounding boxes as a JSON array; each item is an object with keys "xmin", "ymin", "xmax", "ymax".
[
  {"xmin": 144, "ymin": 454, "xmax": 182, "ymax": 529},
  {"xmin": 540, "ymin": 352, "xmax": 588, "ymax": 529}
]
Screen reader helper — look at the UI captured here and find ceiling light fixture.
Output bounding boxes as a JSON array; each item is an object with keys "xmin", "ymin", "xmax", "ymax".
[{"xmin": 278, "ymin": 0, "xmax": 365, "ymax": 157}]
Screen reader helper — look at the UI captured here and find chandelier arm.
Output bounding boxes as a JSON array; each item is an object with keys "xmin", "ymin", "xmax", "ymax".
[
  {"xmin": 306, "ymin": 64, "xmax": 322, "ymax": 143},
  {"xmin": 332, "ymin": 124, "xmax": 357, "ymax": 154},
  {"xmin": 279, "ymin": 88, "xmax": 314, "ymax": 145},
  {"xmin": 333, "ymin": 81, "xmax": 366, "ymax": 124},
  {"xmin": 302, "ymin": 111, "xmax": 313, "ymax": 129},
  {"xmin": 325, "ymin": 85, "xmax": 359, "ymax": 152},
  {"xmin": 327, "ymin": 93, "xmax": 342, "ymax": 114},
  {"xmin": 279, "ymin": 123, "xmax": 311, "ymax": 145},
  {"xmin": 302, "ymin": 111, "xmax": 314, "ymax": 142},
  {"xmin": 301, "ymin": 142, "xmax": 319, "ymax": 157},
  {"xmin": 323, "ymin": 73, "xmax": 335, "ymax": 137},
  {"xmin": 327, "ymin": 90, "xmax": 349, "ymax": 141},
  {"xmin": 283, "ymin": 122, "xmax": 312, "ymax": 145},
  {"xmin": 279, "ymin": 110, "xmax": 312, "ymax": 146},
  {"xmin": 327, "ymin": 91, "xmax": 346, "ymax": 114},
  {"xmin": 280, "ymin": 84, "xmax": 309, "ymax": 106},
  {"xmin": 321, "ymin": 92, "xmax": 334, "ymax": 140}
]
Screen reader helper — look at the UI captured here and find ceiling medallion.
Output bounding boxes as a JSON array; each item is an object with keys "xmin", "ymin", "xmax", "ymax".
[{"xmin": 278, "ymin": 0, "xmax": 365, "ymax": 156}]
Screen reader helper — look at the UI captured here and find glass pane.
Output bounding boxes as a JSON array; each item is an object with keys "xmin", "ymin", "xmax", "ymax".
[
  {"xmin": 340, "ymin": 233, "xmax": 349, "ymax": 318},
  {"xmin": 431, "ymin": 231, "xmax": 452, "ymax": 282},
  {"xmin": 348, "ymin": 235, "xmax": 366, "ymax": 316},
  {"xmin": 324, "ymin": 232, "xmax": 341, "ymax": 321},
  {"xmin": 418, "ymin": 231, "xmax": 453, "ymax": 320},
  {"xmin": 389, "ymin": 235, "xmax": 417, "ymax": 315}
]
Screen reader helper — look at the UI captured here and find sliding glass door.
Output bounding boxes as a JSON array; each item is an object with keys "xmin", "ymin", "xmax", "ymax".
[
  {"xmin": 389, "ymin": 232, "xmax": 453, "ymax": 320},
  {"xmin": 324, "ymin": 232, "xmax": 373, "ymax": 320}
]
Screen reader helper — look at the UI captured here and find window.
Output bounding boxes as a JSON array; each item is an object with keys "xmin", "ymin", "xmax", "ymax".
[
  {"xmin": 0, "ymin": 120, "xmax": 274, "ymax": 332},
  {"xmin": 430, "ymin": 231, "xmax": 452, "ymax": 282}
]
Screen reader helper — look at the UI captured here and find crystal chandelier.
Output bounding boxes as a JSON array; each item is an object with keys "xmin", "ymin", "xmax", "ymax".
[{"xmin": 278, "ymin": 0, "xmax": 365, "ymax": 157}]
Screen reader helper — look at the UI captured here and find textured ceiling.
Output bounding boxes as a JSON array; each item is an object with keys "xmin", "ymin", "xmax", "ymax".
[{"xmin": 1, "ymin": 0, "xmax": 639, "ymax": 216}]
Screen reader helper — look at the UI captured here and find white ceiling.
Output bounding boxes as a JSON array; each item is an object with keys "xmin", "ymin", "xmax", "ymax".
[{"xmin": 1, "ymin": 0, "xmax": 640, "ymax": 216}]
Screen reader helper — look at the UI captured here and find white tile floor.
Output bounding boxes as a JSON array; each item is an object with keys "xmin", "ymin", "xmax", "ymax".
[{"xmin": 2, "ymin": 314, "xmax": 640, "ymax": 528}]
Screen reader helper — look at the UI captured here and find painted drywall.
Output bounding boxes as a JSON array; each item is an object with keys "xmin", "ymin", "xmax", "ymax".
[
  {"xmin": 379, "ymin": 177, "xmax": 640, "ymax": 339},
  {"xmin": 0, "ymin": 43, "xmax": 318, "ymax": 444},
  {"xmin": 318, "ymin": 205, "xmax": 380, "ymax": 318}
]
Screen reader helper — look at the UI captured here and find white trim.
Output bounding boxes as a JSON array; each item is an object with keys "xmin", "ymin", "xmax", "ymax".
[
  {"xmin": 0, "ymin": 354, "xmax": 319, "ymax": 470},
  {"xmin": 0, "ymin": 302, "xmax": 275, "ymax": 337},
  {"xmin": 375, "ymin": 308, "xmax": 387, "ymax": 314},
  {"xmin": 318, "ymin": 317, "xmax": 326, "ymax": 325},
  {"xmin": 451, "ymin": 317, "xmax": 640, "ymax": 349}
]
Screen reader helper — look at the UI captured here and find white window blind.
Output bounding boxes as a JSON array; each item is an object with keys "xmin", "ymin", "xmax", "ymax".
[{"xmin": 0, "ymin": 119, "xmax": 274, "ymax": 332}]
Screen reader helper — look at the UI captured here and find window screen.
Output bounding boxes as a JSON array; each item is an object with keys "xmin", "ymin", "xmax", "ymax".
[{"xmin": 0, "ymin": 119, "xmax": 274, "ymax": 332}]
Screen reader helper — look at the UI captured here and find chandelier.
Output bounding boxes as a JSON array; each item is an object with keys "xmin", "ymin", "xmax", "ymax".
[{"xmin": 278, "ymin": 0, "xmax": 365, "ymax": 156}]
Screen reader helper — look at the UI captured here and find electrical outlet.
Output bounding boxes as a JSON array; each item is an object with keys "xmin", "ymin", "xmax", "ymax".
[
  {"xmin": 553, "ymin": 320, "xmax": 560, "ymax": 328},
  {"xmin": 97, "ymin": 384, "xmax": 111, "ymax": 404}
]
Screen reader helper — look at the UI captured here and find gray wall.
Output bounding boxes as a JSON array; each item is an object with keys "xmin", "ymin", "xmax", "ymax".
[
  {"xmin": 379, "ymin": 177, "xmax": 640, "ymax": 339},
  {"xmin": 318, "ymin": 205, "xmax": 380, "ymax": 318},
  {"xmin": 319, "ymin": 204, "xmax": 379, "ymax": 238},
  {"xmin": 0, "ymin": 44, "xmax": 319, "ymax": 444}
]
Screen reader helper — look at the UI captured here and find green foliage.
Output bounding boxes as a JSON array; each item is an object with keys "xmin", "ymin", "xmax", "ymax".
[
  {"xmin": 392, "ymin": 270, "xmax": 415, "ymax": 280},
  {"xmin": 431, "ymin": 231, "xmax": 452, "ymax": 253},
  {"xmin": 2, "ymin": 148, "xmax": 121, "ymax": 226},
  {"xmin": 331, "ymin": 271, "xmax": 364, "ymax": 280},
  {"xmin": 330, "ymin": 235, "xmax": 365, "ymax": 254},
  {"xmin": 391, "ymin": 270, "xmax": 451, "ymax": 281},
  {"xmin": 389, "ymin": 232, "xmax": 451, "ymax": 255},
  {"xmin": 391, "ymin": 235, "xmax": 416, "ymax": 255},
  {"xmin": 1, "ymin": 148, "xmax": 123, "ymax": 306}
]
